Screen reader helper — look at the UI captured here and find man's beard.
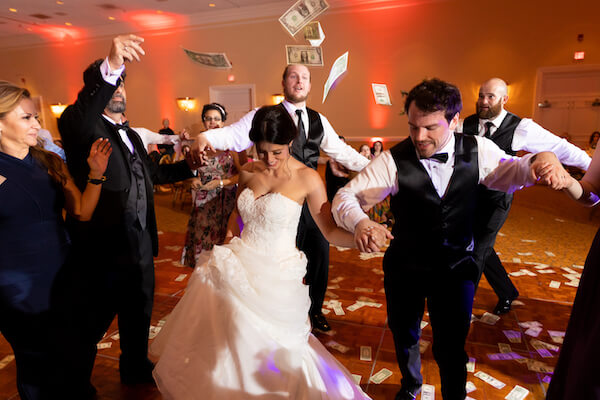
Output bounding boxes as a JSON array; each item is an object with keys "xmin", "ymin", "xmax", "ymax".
[
  {"xmin": 476, "ymin": 101, "xmax": 502, "ymax": 119},
  {"xmin": 106, "ymin": 98, "xmax": 126, "ymax": 113},
  {"xmin": 283, "ymin": 87, "xmax": 308, "ymax": 104}
]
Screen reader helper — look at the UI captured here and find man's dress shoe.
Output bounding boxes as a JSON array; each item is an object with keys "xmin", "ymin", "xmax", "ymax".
[
  {"xmin": 395, "ymin": 386, "xmax": 421, "ymax": 400},
  {"xmin": 311, "ymin": 313, "xmax": 331, "ymax": 331},
  {"xmin": 493, "ymin": 298, "xmax": 514, "ymax": 315}
]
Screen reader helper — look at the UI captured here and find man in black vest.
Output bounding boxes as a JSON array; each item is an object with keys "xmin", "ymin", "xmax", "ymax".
[
  {"xmin": 58, "ymin": 34, "xmax": 196, "ymax": 397},
  {"xmin": 192, "ymin": 64, "xmax": 369, "ymax": 332},
  {"xmin": 460, "ymin": 78, "xmax": 590, "ymax": 314},
  {"xmin": 333, "ymin": 79, "xmax": 572, "ymax": 400}
]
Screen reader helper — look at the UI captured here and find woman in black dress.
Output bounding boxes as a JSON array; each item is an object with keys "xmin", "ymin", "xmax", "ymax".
[{"xmin": 0, "ymin": 81, "xmax": 111, "ymax": 399}]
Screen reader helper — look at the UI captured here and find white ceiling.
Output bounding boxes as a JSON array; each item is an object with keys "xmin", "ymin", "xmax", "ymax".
[{"xmin": 0, "ymin": 0, "xmax": 412, "ymax": 49}]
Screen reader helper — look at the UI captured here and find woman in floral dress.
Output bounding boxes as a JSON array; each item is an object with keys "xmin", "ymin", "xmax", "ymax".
[{"xmin": 181, "ymin": 103, "xmax": 245, "ymax": 267}]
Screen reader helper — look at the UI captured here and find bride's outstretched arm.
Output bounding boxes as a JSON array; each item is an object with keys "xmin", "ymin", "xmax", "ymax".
[{"xmin": 304, "ymin": 169, "xmax": 356, "ymax": 248}]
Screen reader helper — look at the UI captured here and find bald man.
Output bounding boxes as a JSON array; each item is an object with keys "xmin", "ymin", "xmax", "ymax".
[{"xmin": 459, "ymin": 78, "xmax": 591, "ymax": 314}]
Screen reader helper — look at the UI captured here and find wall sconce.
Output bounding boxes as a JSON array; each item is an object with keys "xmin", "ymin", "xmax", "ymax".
[
  {"xmin": 271, "ymin": 93, "xmax": 285, "ymax": 105},
  {"xmin": 176, "ymin": 97, "xmax": 197, "ymax": 112},
  {"xmin": 537, "ymin": 100, "xmax": 552, "ymax": 109},
  {"xmin": 50, "ymin": 103, "xmax": 67, "ymax": 117}
]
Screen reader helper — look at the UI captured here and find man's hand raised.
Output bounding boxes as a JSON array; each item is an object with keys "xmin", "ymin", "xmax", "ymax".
[{"xmin": 108, "ymin": 34, "xmax": 145, "ymax": 71}]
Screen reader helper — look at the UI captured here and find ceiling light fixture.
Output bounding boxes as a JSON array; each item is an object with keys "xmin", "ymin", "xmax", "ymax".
[
  {"xmin": 56, "ymin": 1, "xmax": 64, "ymax": 4},
  {"xmin": 9, "ymin": 8, "xmax": 17, "ymax": 12},
  {"xmin": 108, "ymin": 16, "xmax": 115, "ymax": 20},
  {"xmin": 209, "ymin": 3, "xmax": 216, "ymax": 7},
  {"xmin": 50, "ymin": 103, "xmax": 67, "ymax": 117},
  {"xmin": 64, "ymin": 22, "xmax": 72, "ymax": 26},
  {"xmin": 176, "ymin": 97, "xmax": 197, "ymax": 112}
]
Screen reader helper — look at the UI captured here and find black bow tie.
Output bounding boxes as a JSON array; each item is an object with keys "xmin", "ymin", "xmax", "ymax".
[
  {"xmin": 425, "ymin": 152, "xmax": 448, "ymax": 163},
  {"xmin": 115, "ymin": 120, "xmax": 130, "ymax": 130}
]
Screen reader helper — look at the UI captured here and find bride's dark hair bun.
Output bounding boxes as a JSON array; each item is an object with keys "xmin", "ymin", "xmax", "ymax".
[{"xmin": 249, "ymin": 105, "xmax": 298, "ymax": 145}]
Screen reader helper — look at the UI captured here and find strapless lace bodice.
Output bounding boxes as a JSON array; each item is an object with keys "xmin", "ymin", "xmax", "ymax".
[{"xmin": 237, "ymin": 187, "xmax": 302, "ymax": 254}]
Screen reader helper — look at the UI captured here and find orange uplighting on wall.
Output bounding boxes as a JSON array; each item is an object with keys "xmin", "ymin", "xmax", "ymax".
[
  {"xmin": 125, "ymin": 10, "xmax": 187, "ymax": 31},
  {"xmin": 30, "ymin": 24, "xmax": 85, "ymax": 41}
]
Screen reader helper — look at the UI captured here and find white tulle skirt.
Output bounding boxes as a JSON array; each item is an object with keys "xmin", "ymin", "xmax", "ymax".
[{"xmin": 150, "ymin": 238, "xmax": 370, "ymax": 400}]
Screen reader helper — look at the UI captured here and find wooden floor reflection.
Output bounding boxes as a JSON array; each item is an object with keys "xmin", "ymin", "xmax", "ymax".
[{"xmin": 0, "ymin": 185, "xmax": 596, "ymax": 399}]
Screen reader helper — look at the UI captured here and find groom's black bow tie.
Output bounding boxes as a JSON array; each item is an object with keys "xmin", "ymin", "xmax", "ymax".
[
  {"xmin": 115, "ymin": 120, "xmax": 130, "ymax": 130},
  {"xmin": 424, "ymin": 152, "xmax": 448, "ymax": 163}
]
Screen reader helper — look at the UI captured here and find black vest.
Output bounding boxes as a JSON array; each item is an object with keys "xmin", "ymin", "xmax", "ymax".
[
  {"xmin": 280, "ymin": 103, "xmax": 325, "ymax": 170},
  {"xmin": 386, "ymin": 134, "xmax": 479, "ymax": 270},
  {"xmin": 124, "ymin": 148, "xmax": 148, "ymax": 230},
  {"xmin": 462, "ymin": 112, "xmax": 521, "ymax": 156}
]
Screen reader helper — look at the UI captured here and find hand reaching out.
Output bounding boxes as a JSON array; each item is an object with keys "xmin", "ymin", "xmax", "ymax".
[
  {"xmin": 87, "ymin": 138, "xmax": 112, "ymax": 179},
  {"xmin": 354, "ymin": 219, "xmax": 394, "ymax": 253},
  {"xmin": 108, "ymin": 34, "xmax": 145, "ymax": 71},
  {"xmin": 530, "ymin": 151, "xmax": 572, "ymax": 190}
]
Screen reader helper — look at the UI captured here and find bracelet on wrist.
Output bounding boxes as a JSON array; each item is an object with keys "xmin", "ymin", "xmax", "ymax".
[{"xmin": 88, "ymin": 175, "xmax": 107, "ymax": 185}]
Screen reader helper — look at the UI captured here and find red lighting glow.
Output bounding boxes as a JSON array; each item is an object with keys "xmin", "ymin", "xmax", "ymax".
[
  {"xmin": 574, "ymin": 51, "xmax": 585, "ymax": 60},
  {"xmin": 370, "ymin": 137, "xmax": 383, "ymax": 143},
  {"xmin": 30, "ymin": 24, "xmax": 85, "ymax": 41},
  {"xmin": 125, "ymin": 10, "xmax": 187, "ymax": 31},
  {"xmin": 227, "ymin": 74, "xmax": 235, "ymax": 82}
]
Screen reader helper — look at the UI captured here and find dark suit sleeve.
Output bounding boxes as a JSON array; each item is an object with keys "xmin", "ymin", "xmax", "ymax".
[
  {"xmin": 147, "ymin": 159, "xmax": 195, "ymax": 185},
  {"xmin": 58, "ymin": 65, "xmax": 118, "ymax": 149}
]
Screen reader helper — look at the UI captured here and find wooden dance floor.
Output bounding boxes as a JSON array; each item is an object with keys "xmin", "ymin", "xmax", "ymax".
[{"xmin": 0, "ymin": 184, "xmax": 596, "ymax": 399}]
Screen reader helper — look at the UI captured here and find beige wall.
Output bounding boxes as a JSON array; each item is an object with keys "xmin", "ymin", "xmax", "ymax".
[{"xmin": 1, "ymin": 0, "xmax": 599, "ymax": 144}]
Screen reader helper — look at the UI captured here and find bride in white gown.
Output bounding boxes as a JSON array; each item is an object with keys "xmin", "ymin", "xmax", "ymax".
[{"xmin": 151, "ymin": 106, "xmax": 373, "ymax": 399}]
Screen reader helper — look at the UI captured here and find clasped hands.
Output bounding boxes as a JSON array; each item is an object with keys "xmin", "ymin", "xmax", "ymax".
[
  {"xmin": 354, "ymin": 219, "xmax": 394, "ymax": 253},
  {"xmin": 529, "ymin": 151, "xmax": 577, "ymax": 191}
]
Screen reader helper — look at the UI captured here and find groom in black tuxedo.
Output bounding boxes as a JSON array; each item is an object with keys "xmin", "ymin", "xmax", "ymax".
[{"xmin": 58, "ymin": 34, "xmax": 196, "ymax": 396}]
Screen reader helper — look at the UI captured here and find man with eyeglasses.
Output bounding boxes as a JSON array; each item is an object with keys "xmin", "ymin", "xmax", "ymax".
[{"xmin": 191, "ymin": 64, "xmax": 369, "ymax": 332}]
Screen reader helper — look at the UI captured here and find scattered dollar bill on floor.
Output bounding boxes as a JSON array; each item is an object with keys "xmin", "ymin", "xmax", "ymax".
[
  {"xmin": 498, "ymin": 343, "xmax": 512, "ymax": 353},
  {"xmin": 97, "ymin": 342, "xmax": 112, "ymax": 350},
  {"xmin": 545, "ymin": 251, "xmax": 555, "ymax": 257},
  {"xmin": 149, "ymin": 325, "xmax": 162, "ymax": 339},
  {"xmin": 547, "ymin": 330, "xmax": 565, "ymax": 344},
  {"xmin": 512, "ymin": 257, "xmax": 522, "ymax": 263},
  {"xmin": 480, "ymin": 312, "xmax": 500, "ymax": 325},
  {"xmin": 530, "ymin": 339, "xmax": 559, "ymax": 352},
  {"xmin": 346, "ymin": 302, "xmax": 365, "ymax": 312},
  {"xmin": 183, "ymin": 48, "xmax": 232, "ymax": 69},
  {"xmin": 420, "ymin": 320, "xmax": 429, "ymax": 329},
  {"xmin": 466, "ymin": 357, "xmax": 476, "ymax": 372},
  {"xmin": 325, "ymin": 340, "xmax": 350, "ymax": 353},
  {"xmin": 154, "ymin": 258, "xmax": 173, "ymax": 264},
  {"xmin": 372, "ymin": 83, "xmax": 392, "ymax": 105},
  {"xmin": 512, "ymin": 300, "xmax": 525, "ymax": 306},
  {"xmin": 354, "ymin": 287, "xmax": 374, "ymax": 293},
  {"xmin": 517, "ymin": 252, "xmax": 533, "ymax": 256},
  {"xmin": 164, "ymin": 245, "xmax": 182, "ymax": 251},
  {"xmin": 360, "ymin": 346, "xmax": 372, "ymax": 361},
  {"xmin": 352, "ymin": 374, "xmax": 361, "ymax": 384},
  {"xmin": 369, "ymin": 368, "xmax": 393, "ymax": 384},
  {"xmin": 564, "ymin": 280, "xmax": 580, "ymax": 287},
  {"xmin": 359, "ymin": 251, "xmax": 385, "ymax": 260},
  {"xmin": 549, "ymin": 281, "xmax": 561, "ymax": 289},
  {"xmin": 521, "ymin": 239, "xmax": 537, "ymax": 243},
  {"xmin": 505, "ymin": 385, "xmax": 529, "ymax": 400},
  {"xmin": 466, "ymin": 381, "xmax": 476, "ymax": 393},
  {"xmin": 572, "ymin": 264, "xmax": 584, "ymax": 269},
  {"xmin": 535, "ymin": 348, "xmax": 554, "ymax": 358},
  {"xmin": 421, "ymin": 384, "xmax": 435, "ymax": 400},
  {"xmin": 487, "ymin": 352, "xmax": 524, "ymax": 361},
  {"xmin": 371, "ymin": 268, "xmax": 385, "ymax": 275},
  {"xmin": 325, "ymin": 290, "xmax": 339, "ymax": 299},
  {"xmin": 474, "ymin": 371, "xmax": 506, "ymax": 389},
  {"xmin": 327, "ymin": 284, "xmax": 340, "ymax": 289},
  {"xmin": 526, "ymin": 359, "xmax": 554, "ymax": 373},
  {"xmin": 0, "ymin": 355, "xmax": 15, "ymax": 370},
  {"xmin": 503, "ymin": 330, "xmax": 522, "ymax": 343},
  {"xmin": 321, "ymin": 308, "xmax": 331, "ymax": 315},
  {"xmin": 111, "ymin": 333, "xmax": 120, "ymax": 341},
  {"xmin": 538, "ymin": 269, "xmax": 556, "ymax": 274},
  {"xmin": 174, "ymin": 273, "xmax": 187, "ymax": 282},
  {"xmin": 279, "ymin": 0, "xmax": 329, "ymax": 36},
  {"xmin": 330, "ymin": 276, "xmax": 345, "ymax": 284},
  {"xmin": 524, "ymin": 327, "xmax": 543, "ymax": 337},
  {"xmin": 285, "ymin": 45, "xmax": 324, "ymax": 66},
  {"xmin": 322, "ymin": 51, "xmax": 349, "ymax": 103},
  {"xmin": 304, "ymin": 21, "xmax": 325, "ymax": 46}
]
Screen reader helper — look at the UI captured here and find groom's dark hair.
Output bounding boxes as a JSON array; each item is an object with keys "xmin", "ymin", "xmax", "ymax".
[{"xmin": 249, "ymin": 105, "xmax": 298, "ymax": 145}]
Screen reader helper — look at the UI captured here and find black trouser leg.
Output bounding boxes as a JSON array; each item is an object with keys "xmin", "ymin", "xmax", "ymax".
[
  {"xmin": 297, "ymin": 203, "xmax": 329, "ymax": 316},
  {"xmin": 483, "ymin": 249, "xmax": 519, "ymax": 299}
]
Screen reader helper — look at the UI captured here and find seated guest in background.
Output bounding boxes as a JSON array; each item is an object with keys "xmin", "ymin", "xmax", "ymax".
[
  {"xmin": 37, "ymin": 127, "xmax": 66, "ymax": 160},
  {"xmin": 157, "ymin": 118, "xmax": 175, "ymax": 156},
  {"xmin": 0, "ymin": 81, "xmax": 111, "ymax": 399},
  {"xmin": 371, "ymin": 140, "xmax": 384, "ymax": 158},
  {"xmin": 181, "ymin": 102, "xmax": 245, "ymax": 268},
  {"xmin": 586, "ymin": 130, "xmax": 599, "ymax": 157},
  {"xmin": 359, "ymin": 143, "xmax": 372, "ymax": 159},
  {"xmin": 58, "ymin": 34, "xmax": 197, "ymax": 395},
  {"xmin": 333, "ymin": 78, "xmax": 572, "ymax": 400},
  {"xmin": 325, "ymin": 135, "xmax": 350, "ymax": 202}
]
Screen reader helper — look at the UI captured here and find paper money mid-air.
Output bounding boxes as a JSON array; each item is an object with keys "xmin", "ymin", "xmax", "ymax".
[
  {"xmin": 304, "ymin": 21, "xmax": 325, "ymax": 46},
  {"xmin": 279, "ymin": 0, "xmax": 329, "ymax": 37},
  {"xmin": 322, "ymin": 51, "xmax": 349, "ymax": 103},
  {"xmin": 372, "ymin": 83, "xmax": 392, "ymax": 106},
  {"xmin": 286, "ymin": 45, "xmax": 324, "ymax": 66},
  {"xmin": 183, "ymin": 48, "xmax": 232, "ymax": 69}
]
